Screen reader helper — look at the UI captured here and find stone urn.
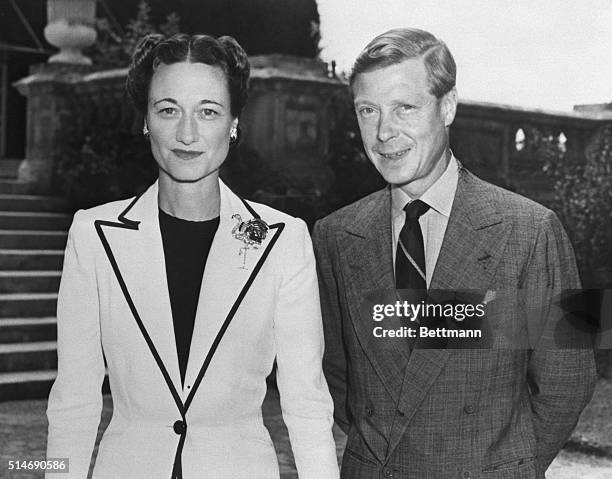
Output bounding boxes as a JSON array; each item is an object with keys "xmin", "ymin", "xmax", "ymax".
[{"xmin": 44, "ymin": 0, "xmax": 97, "ymax": 64}]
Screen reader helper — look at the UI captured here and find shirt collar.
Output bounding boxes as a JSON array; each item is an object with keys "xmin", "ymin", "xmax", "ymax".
[{"xmin": 391, "ymin": 153, "xmax": 459, "ymax": 218}]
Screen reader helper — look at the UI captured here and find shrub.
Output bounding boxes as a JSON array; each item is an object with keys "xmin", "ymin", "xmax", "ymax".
[{"xmin": 539, "ymin": 124, "xmax": 612, "ymax": 287}]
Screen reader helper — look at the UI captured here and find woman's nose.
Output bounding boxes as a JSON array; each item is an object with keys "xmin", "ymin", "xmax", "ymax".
[{"xmin": 176, "ymin": 115, "xmax": 198, "ymax": 145}]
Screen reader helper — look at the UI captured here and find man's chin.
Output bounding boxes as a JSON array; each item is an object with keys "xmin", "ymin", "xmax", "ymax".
[{"xmin": 380, "ymin": 171, "xmax": 416, "ymax": 188}]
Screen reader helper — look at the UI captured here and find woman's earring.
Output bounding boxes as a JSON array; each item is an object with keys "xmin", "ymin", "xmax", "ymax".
[
  {"xmin": 143, "ymin": 122, "xmax": 150, "ymax": 138},
  {"xmin": 229, "ymin": 126, "xmax": 238, "ymax": 143}
]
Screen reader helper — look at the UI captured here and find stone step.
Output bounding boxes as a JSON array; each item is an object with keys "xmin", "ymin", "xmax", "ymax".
[
  {"xmin": 0, "ymin": 160, "xmax": 20, "ymax": 179},
  {"xmin": 0, "ymin": 317, "xmax": 57, "ymax": 343},
  {"xmin": 0, "ymin": 271, "xmax": 62, "ymax": 294},
  {"xmin": 0, "ymin": 293, "xmax": 57, "ymax": 318},
  {"xmin": 0, "ymin": 341, "xmax": 57, "ymax": 373},
  {"xmin": 0, "ymin": 180, "xmax": 35, "ymax": 195},
  {"xmin": 0, "ymin": 230, "xmax": 68, "ymax": 249},
  {"xmin": 0, "ymin": 370, "xmax": 56, "ymax": 401},
  {"xmin": 0, "ymin": 370, "xmax": 110, "ymax": 401},
  {"xmin": 0, "ymin": 250, "xmax": 64, "ymax": 270},
  {"xmin": 0, "ymin": 194, "xmax": 70, "ymax": 212},
  {"xmin": 0, "ymin": 211, "xmax": 72, "ymax": 231}
]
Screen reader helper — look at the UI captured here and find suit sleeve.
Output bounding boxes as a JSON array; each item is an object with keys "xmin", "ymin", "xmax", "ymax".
[
  {"xmin": 46, "ymin": 210, "xmax": 105, "ymax": 478},
  {"xmin": 274, "ymin": 218, "xmax": 339, "ymax": 479},
  {"xmin": 524, "ymin": 210, "xmax": 597, "ymax": 473},
  {"xmin": 312, "ymin": 219, "xmax": 350, "ymax": 433}
]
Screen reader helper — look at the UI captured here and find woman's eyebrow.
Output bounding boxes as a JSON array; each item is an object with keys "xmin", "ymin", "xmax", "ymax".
[
  {"xmin": 152, "ymin": 98, "xmax": 224, "ymax": 107},
  {"xmin": 197, "ymin": 99, "xmax": 224, "ymax": 107}
]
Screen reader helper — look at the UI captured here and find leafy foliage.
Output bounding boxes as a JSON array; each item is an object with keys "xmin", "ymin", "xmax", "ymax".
[
  {"xmin": 322, "ymin": 89, "xmax": 385, "ymax": 214},
  {"xmin": 95, "ymin": 0, "xmax": 320, "ymax": 58},
  {"xmin": 539, "ymin": 124, "xmax": 612, "ymax": 286},
  {"xmin": 87, "ymin": 0, "xmax": 180, "ymax": 69},
  {"xmin": 55, "ymin": 120, "xmax": 157, "ymax": 209}
]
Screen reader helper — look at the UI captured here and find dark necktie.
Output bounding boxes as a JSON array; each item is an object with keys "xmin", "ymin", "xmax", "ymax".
[{"xmin": 395, "ymin": 199, "xmax": 430, "ymax": 291}]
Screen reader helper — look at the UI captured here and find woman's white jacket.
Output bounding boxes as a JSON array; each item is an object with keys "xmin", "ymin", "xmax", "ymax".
[{"xmin": 46, "ymin": 180, "xmax": 339, "ymax": 479}]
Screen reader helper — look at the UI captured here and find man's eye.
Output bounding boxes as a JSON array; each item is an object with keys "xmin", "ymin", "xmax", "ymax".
[
  {"xmin": 398, "ymin": 104, "xmax": 416, "ymax": 114},
  {"xmin": 358, "ymin": 106, "xmax": 376, "ymax": 117}
]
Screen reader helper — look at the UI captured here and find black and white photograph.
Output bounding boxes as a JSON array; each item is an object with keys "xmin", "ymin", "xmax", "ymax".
[{"xmin": 0, "ymin": 1, "xmax": 611, "ymax": 478}]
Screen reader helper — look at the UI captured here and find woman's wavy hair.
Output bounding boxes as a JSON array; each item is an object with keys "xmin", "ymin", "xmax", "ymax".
[
  {"xmin": 349, "ymin": 28, "xmax": 456, "ymax": 99},
  {"xmin": 126, "ymin": 33, "xmax": 250, "ymax": 117}
]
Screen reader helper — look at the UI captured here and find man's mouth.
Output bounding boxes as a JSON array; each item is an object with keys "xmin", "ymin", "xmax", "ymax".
[
  {"xmin": 172, "ymin": 149, "xmax": 204, "ymax": 160},
  {"xmin": 378, "ymin": 148, "xmax": 411, "ymax": 160}
]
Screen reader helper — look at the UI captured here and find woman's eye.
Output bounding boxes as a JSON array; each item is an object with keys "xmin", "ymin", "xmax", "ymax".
[
  {"xmin": 199, "ymin": 109, "xmax": 219, "ymax": 119},
  {"xmin": 158, "ymin": 107, "xmax": 178, "ymax": 117}
]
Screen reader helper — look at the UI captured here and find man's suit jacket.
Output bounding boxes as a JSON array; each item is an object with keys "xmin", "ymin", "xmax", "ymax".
[
  {"xmin": 313, "ymin": 166, "xmax": 596, "ymax": 479},
  {"xmin": 46, "ymin": 180, "xmax": 339, "ymax": 479}
]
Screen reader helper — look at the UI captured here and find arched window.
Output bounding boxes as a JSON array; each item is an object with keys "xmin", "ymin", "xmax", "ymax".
[{"xmin": 515, "ymin": 128, "xmax": 526, "ymax": 151}]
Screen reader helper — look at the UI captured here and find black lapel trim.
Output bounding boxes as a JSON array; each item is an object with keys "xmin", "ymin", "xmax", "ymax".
[
  {"xmin": 94, "ymin": 195, "xmax": 285, "ymax": 414},
  {"xmin": 240, "ymin": 197, "xmax": 261, "ymax": 219},
  {"xmin": 94, "ymin": 218, "xmax": 185, "ymax": 416},
  {"xmin": 117, "ymin": 194, "xmax": 142, "ymax": 228},
  {"xmin": 184, "ymin": 220, "xmax": 285, "ymax": 409},
  {"xmin": 95, "ymin": 195, "xmax": 284, "ymax": 478}
]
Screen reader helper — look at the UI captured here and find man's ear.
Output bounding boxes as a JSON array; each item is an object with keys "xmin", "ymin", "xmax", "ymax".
[{"xmin": 441, "ymin": 87, "xmax": 458, "ymax": 127}]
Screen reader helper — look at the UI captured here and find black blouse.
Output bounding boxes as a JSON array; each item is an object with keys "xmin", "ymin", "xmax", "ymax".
[{"xmin": 159, "ymin": 208, "xmax": 220, "ymax": 386}]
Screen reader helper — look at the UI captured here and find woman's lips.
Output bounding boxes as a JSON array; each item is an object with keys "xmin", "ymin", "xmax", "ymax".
[{"xmin": 172, "ymin": 149, "xmax": 204, "ymax": 160}]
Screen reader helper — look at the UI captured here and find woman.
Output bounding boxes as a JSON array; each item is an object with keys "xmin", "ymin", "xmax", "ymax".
[{"xmin": 46, "ymin": 33, "xmax": 339, "ymax": 479}]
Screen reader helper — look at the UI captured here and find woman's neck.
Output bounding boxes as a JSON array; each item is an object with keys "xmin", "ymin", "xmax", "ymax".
[{"xmin": 158, "ymin": 172, "xmax": 221, "ymax": 221}]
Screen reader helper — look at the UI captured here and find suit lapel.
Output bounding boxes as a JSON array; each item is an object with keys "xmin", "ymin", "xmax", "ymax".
[
  {"xmin": 95, "ymin": 182, "xmax": 183, "ymax": 407},
  {"xmin": 339, "ymin": 187, "xmax": 410, "ymax": 404},
  {"xmin": 183, "ymin": 183, "xmax": 274, "ymax": 392},
  {"xmin": 183, "ymin": 182, "xmax": 284, "ymax": 409},
  {"xmin": 386, "ymin": 167, "xmax": 512, "ymax": 457}
]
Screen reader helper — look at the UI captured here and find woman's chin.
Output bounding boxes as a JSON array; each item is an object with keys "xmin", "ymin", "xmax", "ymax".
[{"xmin": 159, "ymin": 167, "xmax": 219, "ymax": 185}]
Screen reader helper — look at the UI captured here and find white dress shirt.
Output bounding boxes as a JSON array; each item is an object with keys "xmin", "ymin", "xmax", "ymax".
[{"xmin": 391, "ymin": 155, "xmax": 459, "ymax": 287}]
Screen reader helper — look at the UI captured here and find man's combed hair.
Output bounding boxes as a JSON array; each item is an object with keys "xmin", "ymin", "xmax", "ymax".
[
  {"xmin": 126, "ymin": 33, "xmax": 250, "ymax": 117},
  {"xmin": 349, "ymin": 28, "xmax": 456, "ymax": 98}
]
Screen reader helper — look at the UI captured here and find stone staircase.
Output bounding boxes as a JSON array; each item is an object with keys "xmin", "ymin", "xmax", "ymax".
[{"xmin": 0, "ymin": 178, "xmax": 72, "ymax": 401}]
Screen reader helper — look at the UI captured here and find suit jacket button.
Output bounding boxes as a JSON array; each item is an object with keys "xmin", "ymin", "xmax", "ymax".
[
  {"xmin": 463, "ymin": 471, "xmax": 471, "ymax": 478},
  {"xmin": 382, "ymin": 467, "xmax": 393, "ymax": 477},
  {"xmin": 173, "ymin": 420, "xmax": 187, "ymax": 435},
  {"xmin": 396, "ymin": 409, "xmax": 405, "ymax": 417},
  {"xmin": 464, "ymin": 405, "xmax": 476, "ymax": 414}
]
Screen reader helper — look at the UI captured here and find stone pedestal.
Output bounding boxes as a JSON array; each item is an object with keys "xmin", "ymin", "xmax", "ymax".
[{"xmin": 13, "ymin": 64, "xmax": 92, "ymax": 193}]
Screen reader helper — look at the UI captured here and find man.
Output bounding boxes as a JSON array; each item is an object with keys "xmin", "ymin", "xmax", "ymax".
[{"xmin": 313, "ymin": 28, "xmax": 596, "ymax": 479}]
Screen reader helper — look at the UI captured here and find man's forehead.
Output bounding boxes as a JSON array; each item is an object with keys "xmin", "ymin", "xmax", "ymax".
[{"xmin": 352, "ymin": 58, "xmax": 431, "ymax": 102}]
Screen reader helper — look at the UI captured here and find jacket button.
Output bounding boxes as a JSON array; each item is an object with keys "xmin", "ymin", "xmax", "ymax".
[
  {"xmin": 397, "ymin": 409, "xmax": 405, "ymax": 417},
  {"xmin": 365, "ymin": 406, "xmax": 373, "ymax": 416},
  {"xmin": 382, "ymin": 467, "xmax": 393, "ymax": 477},
  {"xmin": 173, "ymin": 420, "xmax": 187, "ymax": 435},
  {"xmin": 464, "ymin": 405, "xmax": 476, "ymax": 414},
  {"xmin": 463, "ymin": 471, "xmax": 471, "ymax": 478}
]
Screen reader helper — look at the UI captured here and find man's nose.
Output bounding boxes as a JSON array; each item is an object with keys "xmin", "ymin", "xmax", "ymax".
[
  {"xmin": 176, "ymin": 115, "xmax": 198, "ymax": 145},
  {"xmin": 376, "ymin": 111, "xmax": 399, "ymax": 142}
]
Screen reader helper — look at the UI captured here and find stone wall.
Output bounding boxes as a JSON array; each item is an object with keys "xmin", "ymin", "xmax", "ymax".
[
  {"xmin": 451, "ymin": 100, "xmax": 611, "ymax": 205},
  {"xmin": 13, "ymin": 55, "xmax": 344, "ymax": 195}
]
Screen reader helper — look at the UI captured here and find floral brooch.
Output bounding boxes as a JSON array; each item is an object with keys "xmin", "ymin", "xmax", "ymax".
[{"xmin": 231, "ymin": 214, "xmax": 269, "ymax": 269}]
